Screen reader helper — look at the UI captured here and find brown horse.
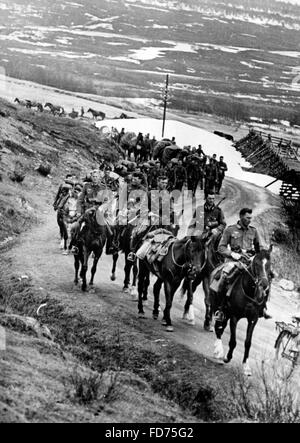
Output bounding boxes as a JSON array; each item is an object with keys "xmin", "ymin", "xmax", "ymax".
[
  {"xmin": 108, "ymin": 223, "xmax": 139, "ymax": 299},
  {"xmin": 14, "ymin": 98, "xmax": 31, "ymax": 108},
  {"xmin": 212, "ymin": 248, "xmax": 273, "ymax": 376},
  {"xmin": 45, "ymin": 103, "xmax": 65, "ymax": 116},
  {"xmin": 135, "ymin": 231, "xmax": 203, "ymax": 332},
  {"xmin": 29, "ymin": 101, "xmax": 44, "ymax": 112},
  {"xmin": 73, "ymin": 206, "xmax": 108, "ymax": 292},
  {"xmin": 87, "ymin": 108, "xmax": 106, "ymax": 120},
  {"xmin": 181, "ymin": 232, "xmax": 224, "ymax": 330}
]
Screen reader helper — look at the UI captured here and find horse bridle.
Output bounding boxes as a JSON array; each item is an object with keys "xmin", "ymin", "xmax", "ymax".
[
  {"xmin": 239, "ymin": 257, "xmax": 269, "ymax": 307},
  {"xmin": 171, "ymin": 239, "xmax": 199, "ymax": 279},
  {"xmin": 171, "ymin": 239, "xmax": 190, "ymax": 268}
]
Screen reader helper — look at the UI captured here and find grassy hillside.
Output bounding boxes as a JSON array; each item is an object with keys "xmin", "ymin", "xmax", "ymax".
[{"xmin": 0, "ymin": 98, "xmax": 299, "ymax": 423}]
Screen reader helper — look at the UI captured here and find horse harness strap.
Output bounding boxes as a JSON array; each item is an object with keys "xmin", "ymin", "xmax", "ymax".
[
  {"xmin": 171, "ymin": 239, "xmax": 196, "ymax": 278},
  {"xmin": 171, "ymin": 239, "xmax": 190, "ymax": 269},
  {"xmin": 238, "ymin": 260, "xmax": 267, "ymax": 307},
  {"xmin": 238, "ymin": 259, "xmax": 258, "ymax": 285}
]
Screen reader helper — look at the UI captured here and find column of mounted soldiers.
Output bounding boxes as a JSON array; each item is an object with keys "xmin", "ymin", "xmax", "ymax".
[{"xmin": 53, "ymin": 128, "xmax": 270, "ymax": 321}]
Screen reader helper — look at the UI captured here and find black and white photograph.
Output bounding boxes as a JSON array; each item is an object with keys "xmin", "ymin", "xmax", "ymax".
[{"xmin": 0, "ymin": 0, "xmax": 299, "ymax": 426}]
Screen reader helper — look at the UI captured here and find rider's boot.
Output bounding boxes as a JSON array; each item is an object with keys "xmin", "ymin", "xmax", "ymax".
[{"xmin": 213, "ymin": 275, "xmax": 228, "ymax": 323}]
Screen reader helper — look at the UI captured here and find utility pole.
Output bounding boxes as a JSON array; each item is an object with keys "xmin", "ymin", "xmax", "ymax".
[{"xmin": 162, "ymin": 74, "xmax": 169, "ymax": 138}]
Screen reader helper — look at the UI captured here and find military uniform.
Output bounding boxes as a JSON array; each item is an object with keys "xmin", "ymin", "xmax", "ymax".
[
  {"xmin": 148, "ymin": 189, "xmax": 177, "ymax": 230},
  {"xmin": 218, "ymin": 221, "xmax": 261, "ymax": 258},
  {"xmin": 174, "ymin": 165, "xmax": 187, "ymax": 191},
  {"xmin": 211, "ymin": 221, "xmax": 262, "ymax": 313},
  {"xmin": 216, "ymin": 161, "xmax": 228, "ymax": 194},
  {"xmin": 188, "ymin": 203, "xmax": 226, "ymax": 238},
  {"xmin": 76, "ymin": 181, "xmax": 107, "ymax": 215},
  {"xmin": 204, "ymin": 162, "xmax": 218, "ymax": 197}
]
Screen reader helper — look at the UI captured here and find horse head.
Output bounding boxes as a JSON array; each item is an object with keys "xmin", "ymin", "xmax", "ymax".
[
  {"xmin": 205, "ymin": 231, "xmax": 223, "ymax": 270},
  {"xmin": 186, "ymin": 236, "xmax": 205, "ymax": 276},
  {"xmin": 251, "ymin": 247, "xmax": 272, "ymax": 291}
]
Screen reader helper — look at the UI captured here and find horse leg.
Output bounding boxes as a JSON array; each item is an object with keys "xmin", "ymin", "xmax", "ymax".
[
  {"xmin": 163, "ymin": 279, "xmax": 181, "ymax": 332},
  {"xmin": 182, "ymin": 274, "xmax": 201, "ymax": 322},
  {"xmin": 63, "ymin": 221, "xmax": 68, "ymax": 252},
  {"xmin": 74, "ymin": 255, "xmax": 80, "ymax": 285},
  {"xmin": 224, "ymin": 317, "xmax": 238, "ymax": 364},
  {"xmin": 132, "ymin": 258, "xmax": 138, "ymax": 286},
  {"xmin": 130, "ymin": 259, "xmax": 138, "ymax": 300},
  {"xmin": 213, "ymin": 317, "xmax": 228, "ymax": 361},
  {"xmin": 153, "ymin": 278, "xmax": 163, "ymax": 320},
  {"xmin": 123, "ymin": 253, "xmax": 131, "ymax": 292},
  {"xmin": 81, "ymin": 247, "xmax": 89, "ymax": 292},
  {"xmin": 142, "ymin": 269, "xmax": 150, "ymax": 301},
  {"xmin": 137, "ymin": 260, "xmax": 146, "ymax": 317},
  {"xmin": 57, "ymin": 215, "xmax": 64, "ymax": 247},
  {"xmin": 89, "ymin": 252, "xmax": 101, "ymax": 290},
  {"xmin": 183, "ymin": 279, "xmax": 195, "ymax": 326},
  {"xmin": 242, "ymin": 318, "xmax": 258, "ymax": 376},
  {"xmin": 203, "ymin": 276, "xmax": 213, "ymax": 332},
  {"xmin": 111, "ymin": 252, "xmax": 118, "ymax": 281}
]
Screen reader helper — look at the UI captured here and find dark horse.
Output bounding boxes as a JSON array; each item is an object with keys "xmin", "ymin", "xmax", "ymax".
[
  {"xmin": 212, "ymin": 248, "xmax": 273, "ymax": 376},
  {"xmin": 29, "ymin": 100, "xmax": 44, "ymax": 112},
  {"xmin": 73, "ymin": 207, "xmax": 107, "ymax": 292},
  {"xmin": 181, "ymin": 232, "xmax": 224, "ymax": 331},
  {"xmin": 133, "ymin": 228, "xmax": 203, "ymax": 332},
  {"xmin": 87, "ymin": 108, "xmax": 106, "ymax": 120},
  {"xmin": 109, "ymin": 224, "xmax": 139, "ymax": 299},
  {"xmin": 14, "ymin": 98, "xmax": 31, "ymax": 108},
  {"xmin": 45, "ymin": 103, "xmax": 65, "ymax": 116}
]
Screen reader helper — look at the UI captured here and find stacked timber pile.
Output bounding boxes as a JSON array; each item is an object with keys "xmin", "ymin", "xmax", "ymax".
[
  {"xmin": 235, "ymin": 129, "xmax": 300, "ymax": 250},
  {"xmin": 235, "ymin": 129, "xmax": 298, "ymax": 181}
]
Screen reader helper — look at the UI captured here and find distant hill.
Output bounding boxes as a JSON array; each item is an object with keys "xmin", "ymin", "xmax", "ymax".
[{"xmin": 0, "ymin": 0, "xmax": 299, "ymax": 124}]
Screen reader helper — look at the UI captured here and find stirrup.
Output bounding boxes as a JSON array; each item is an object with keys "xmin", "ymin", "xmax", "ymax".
[{"xmin": 127, "ymin": 252, "xmax": 136, "ymax": 262}]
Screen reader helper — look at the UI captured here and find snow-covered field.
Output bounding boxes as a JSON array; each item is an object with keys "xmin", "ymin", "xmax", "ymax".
[{"xmin": 101, "ymin": 118, "xmax": 282, "ymax": 194}]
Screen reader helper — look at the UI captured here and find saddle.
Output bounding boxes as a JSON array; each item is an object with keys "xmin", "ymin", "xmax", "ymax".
[
  {"xmin": 209, "ymin": 262, "xmax": 240, "ymax": 298},
  {"xmin": 137, "ymin": 229, "xmax": 175, "ymax": 264}
]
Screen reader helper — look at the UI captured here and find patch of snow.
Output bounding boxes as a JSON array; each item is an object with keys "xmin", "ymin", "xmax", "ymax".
[{"xmin": 240, "ymin": 61, "xmax": 263, "ymax": 69}]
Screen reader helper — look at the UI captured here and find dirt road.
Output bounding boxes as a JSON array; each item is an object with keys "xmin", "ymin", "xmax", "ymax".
[{"xmin": 4, "ymin": 175, "xmax": 298, "ymax": 379}]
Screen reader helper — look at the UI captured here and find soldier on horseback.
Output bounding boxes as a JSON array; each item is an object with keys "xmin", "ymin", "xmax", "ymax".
[
  {"xmin": 188, "ymin": 193, "xmax": 226, "ymax": 241},
  {"xmin": 76, "ymin": 170, "xmax": 106, "ymax": 215},
  {"xmin": 214, "ymin": 207, "xmax": 271, "ymax": 321},
  {"xmin": 70, "ymin": 170, "xmax": 113, "ymax": 253},
  {"xmin": 127, "ymin": 175, "xmax": 179, "ymax": 262},
  {"xmin": 148, "ymin": 175, "xmax": 179, "ymax": 235}
]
